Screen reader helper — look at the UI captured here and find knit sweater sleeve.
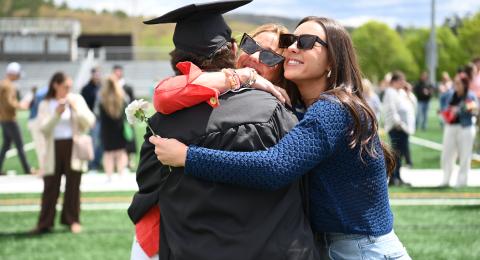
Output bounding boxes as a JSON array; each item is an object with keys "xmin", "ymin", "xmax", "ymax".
[{"xmin": 185, "ymin": 100, "xmax": 348, "ymax": 190}]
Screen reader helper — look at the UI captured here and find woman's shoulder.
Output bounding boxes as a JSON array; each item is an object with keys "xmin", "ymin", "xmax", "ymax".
[
  {"xmin": 303, "ymin": 95, "xmax": 350, "ymax": 128},
  {"xmin": 308, "ymin": 95, "xmax": 347, "ymax": 116}
]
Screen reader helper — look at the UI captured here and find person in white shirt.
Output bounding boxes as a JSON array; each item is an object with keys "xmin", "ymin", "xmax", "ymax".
[{"xmin": 382, "ymin": 71, "xmax": 416, "ymax": 185}]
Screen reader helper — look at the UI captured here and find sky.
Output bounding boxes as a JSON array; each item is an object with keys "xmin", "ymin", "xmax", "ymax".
[{"xmin": 54, "ymin": 0, "xmax": 480, "ymax": 28}]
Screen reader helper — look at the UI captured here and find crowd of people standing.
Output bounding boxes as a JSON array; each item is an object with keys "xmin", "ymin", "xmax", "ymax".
[
  {"xmin": 369, "ymin": 60, "xmax": 480, "ymax": 188},
  {"xmin": 0, "ymin": 62, "xmax": 137, "ymax": 234}
]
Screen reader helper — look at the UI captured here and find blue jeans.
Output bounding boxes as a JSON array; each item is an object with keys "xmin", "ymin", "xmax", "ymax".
[
  {"xmin": 416, "ymin": 101, "xmax": 429, "ymax": 130},
  {"xmin": 88, "ymin": 121, "xmax": 103, "ymax": 170},
  {"xmin": 316, "ymin": 230, "xmax": 411, "ymax": 260}
]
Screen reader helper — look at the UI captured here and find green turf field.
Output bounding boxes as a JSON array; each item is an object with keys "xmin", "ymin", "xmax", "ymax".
[
  {"xmin": 0, "ymin": 204, "xmax": 479, "ymax": 259},
  {"xmin": 1, "ymin": 188, "xmax": 480, "ymax": 259}
]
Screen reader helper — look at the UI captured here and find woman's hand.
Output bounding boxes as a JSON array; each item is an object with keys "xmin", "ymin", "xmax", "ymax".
[
  {"xmin": 149, "ymin": 135, "xmax": 188, "ymax": 167},
  {"xmin": 56, "ymin": 100, "xmax": 67, "ymax": 115},
  {"xmin": 253, "ymin": 76, "xmax": 291, "ymax": 106},
  {"xmin": 236, "ymin": 68, "xmax": 291, "ymax": 106}
]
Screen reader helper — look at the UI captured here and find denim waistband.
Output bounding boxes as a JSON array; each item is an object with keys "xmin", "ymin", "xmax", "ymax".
[{"xmin": 315, "ymin": 230, "xmax": 394, "ymax": 244}]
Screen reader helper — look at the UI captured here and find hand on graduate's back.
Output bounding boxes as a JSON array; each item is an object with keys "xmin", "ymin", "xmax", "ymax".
[
  {"xmin": 149, "ymin": 135, "xmax": 188, "ymax": 167},
  {"xmin": 250, "ymin": 75, "xmax": 291, "ymax": 107},
  {"xmin": 236, "ymin": 68, "xmax": 291, "ymax": 107}
]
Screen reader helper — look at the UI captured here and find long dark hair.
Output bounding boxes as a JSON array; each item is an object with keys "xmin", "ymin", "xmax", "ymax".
[
  {"xmin": 296, "ymin": 16, "xmax": 395, "ymax": 176},
  {"xmin": 456, "ymin": 70, "xmax": 471, "ymax": 98},
  {"xmin": 45, "ymin": 71, "xmax": 67, "ymax": 99},
  {"xmin": 464, "ymin": 63, "xmax": 476, "ymax": 81}
]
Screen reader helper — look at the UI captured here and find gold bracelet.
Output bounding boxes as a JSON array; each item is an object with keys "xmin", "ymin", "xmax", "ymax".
[
  {"xmin": 245, "ymin": 68, "xmax": 257, "ymax": 87},
  {"xmin": 231, "ymin": 70, "xmax": 241, "ymax": 90},
  {"xmin": 221, "ymin": 68, "xmax": 240, "ymax": 90}
]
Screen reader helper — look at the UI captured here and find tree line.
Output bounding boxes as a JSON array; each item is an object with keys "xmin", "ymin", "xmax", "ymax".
[{"xmin": 352, "ymin": 11, "xmax": 480, "ymax": 82}]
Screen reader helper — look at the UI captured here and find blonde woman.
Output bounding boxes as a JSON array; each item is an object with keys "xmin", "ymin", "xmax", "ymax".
[
  {"xmin": 362, "ymin": 78, "xmax": 381, "ymax": 120},
  {"xmin": 32, "ymin": 72, "xmax": 95, "ymax": 234},
  {"xmin": 99, "ymin": 76, "xmax": 128, "ymax": 181},
  {"xmin": 154, "ymin": 23, "xmax": 294, "ymax": 115}
]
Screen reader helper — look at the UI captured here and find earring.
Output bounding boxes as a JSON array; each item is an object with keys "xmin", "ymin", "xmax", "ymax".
[{"xmin": 327, "ymin": 70, "xmax": 332, "ymax": 78}]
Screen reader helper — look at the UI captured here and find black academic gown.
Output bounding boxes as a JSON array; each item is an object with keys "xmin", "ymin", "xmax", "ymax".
[{"xmin": 128, "ymin": 89, "xmax": 318, "ymax": 260}]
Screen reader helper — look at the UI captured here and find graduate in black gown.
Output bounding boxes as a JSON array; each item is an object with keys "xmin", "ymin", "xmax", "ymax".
[{"xmin": 128, "ymin": 1, "xmax": 318, "ymax": 259}]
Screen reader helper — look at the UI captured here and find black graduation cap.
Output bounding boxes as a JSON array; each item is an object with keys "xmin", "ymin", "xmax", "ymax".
[{"xmin": 144, "ymin": 0, "xmax": 252, "ymax": 57}]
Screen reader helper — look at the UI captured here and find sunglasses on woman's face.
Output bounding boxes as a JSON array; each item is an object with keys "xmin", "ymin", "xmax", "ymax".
[
  {"xmin": 239, "ymin": 33, "xmax": 285, "ymax": 67},
  {"xmin": 279, "ymin": 33, "xmax": 328, "ymax": 50}
]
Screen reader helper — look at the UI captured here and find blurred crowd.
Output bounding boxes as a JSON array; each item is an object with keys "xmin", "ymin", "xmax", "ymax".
[
  {"xmin": 0, "ymin": 62, "xmax": 137, "ymax": 234},
  {"xmin": 2, "ymin": 59, "xmax": 480, "ymax": 189},
  {"xmin": 0, "ymin": 63, "xmax": 137, "ymax": 178},
  {"xmin": 367, "ymin": 58, "xmax": 480, "ymax": 187}
]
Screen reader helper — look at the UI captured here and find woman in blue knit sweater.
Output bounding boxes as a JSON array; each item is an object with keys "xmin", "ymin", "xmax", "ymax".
[{"xmin": 151, "ymin": 16, "xmax": 411, "ymax": 259}]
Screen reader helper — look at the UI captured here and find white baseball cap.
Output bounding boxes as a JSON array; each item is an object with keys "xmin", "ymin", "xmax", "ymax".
[{"xmin": 6, "ymin": 62, "xmax": 22, "ymax": 76}]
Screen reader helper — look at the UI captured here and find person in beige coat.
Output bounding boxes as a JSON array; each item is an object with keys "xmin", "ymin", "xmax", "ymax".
[{"xmin": 31, "ymin": 72, "xmax": 95, "ymax": 234}]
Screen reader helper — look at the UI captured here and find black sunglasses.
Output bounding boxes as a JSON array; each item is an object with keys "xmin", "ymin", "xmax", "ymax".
[
  {"xmin": 239, "ymin": 33, "xmax": 285, "ymax": 67},
  {"xmin": 279, "ymin": 33, "xmax": 328, "ymax": 50}
]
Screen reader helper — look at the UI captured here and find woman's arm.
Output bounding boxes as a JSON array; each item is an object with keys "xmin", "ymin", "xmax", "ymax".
[
  {"xmin": 5, "ymin": 83, "xmax": 21, "ymax": 110},
  {"xmin": 154, "ymin": 62, "xmax": 287, "ymax": 114},
  {"xmin": 38, "ymin": 100, "xmax": 61, "ymax": 137},
  {"xmin": 382, "ymin": 89, "xmax": 403, "ymax": 129},
  {"xmin": 151, "ymin": 100, "xmax": 347, "ymax": 190},
  {"xmin": 70, "ymin": 94, "xmax": 95, "ymax": 132}
]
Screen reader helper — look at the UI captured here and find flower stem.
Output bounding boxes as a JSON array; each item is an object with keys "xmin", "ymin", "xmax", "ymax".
[
  {"xmin": 145, "ymin": 120, "xmax": 172, "ymax": 172},
  {"xmin": 146, "ymin": 122, "xmax": 156, "ymax": 136}
]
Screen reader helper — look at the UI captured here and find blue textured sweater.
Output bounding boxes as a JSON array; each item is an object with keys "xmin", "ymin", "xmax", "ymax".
[{"xmin": 185, "ymin": 97, "xmax": 394, "ymax": 236}]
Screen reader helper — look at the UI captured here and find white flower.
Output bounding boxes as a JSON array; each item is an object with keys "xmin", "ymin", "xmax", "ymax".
[
  {"xmin": 125, "ymin": 99, "xmax": 150, "ymax": 125},
  {"xmin": 125, "ymin": 99, "xmax": 157, "ymax": 136}
]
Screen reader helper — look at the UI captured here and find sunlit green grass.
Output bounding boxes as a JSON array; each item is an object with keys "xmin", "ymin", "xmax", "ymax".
[
  {"xmin": 0, "ymin": 204, "xmax": 479, "ymax": 260},
  {"xmin": 0, "ymin": 210, "xmax": 134, "ymax": 260},
  {"xmin": 393, "ymin": 205, "xmax": 480, "ymax": 260}
]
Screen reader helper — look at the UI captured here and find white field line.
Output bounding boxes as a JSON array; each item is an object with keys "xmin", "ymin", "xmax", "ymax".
[
  {"xmin": 5, "ymin": 142, "xmax": 35, "ymax": 159},
  {"xmin": 410, "ymin": 136, "xmax": 480, "ymax": 161},
  {"xmin": 1, "ymin": 199, "xmax": 480, "ymax": 212},
  {"xmin": 390, "ymin": 198, "xmax": 480, "ymax": 206},
  {"xmin": 0, "ymin": 203, "xmax": 130, "ymax": 212}
]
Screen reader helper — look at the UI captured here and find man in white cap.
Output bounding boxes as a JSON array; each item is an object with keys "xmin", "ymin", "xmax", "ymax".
[{"xmin": 0, "ymin": 62, "xmax": 33, "ymax": 175}]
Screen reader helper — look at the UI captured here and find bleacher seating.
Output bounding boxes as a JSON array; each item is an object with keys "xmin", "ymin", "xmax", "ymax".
[{"xmin": 0, "ymin": 61, "xmax": 174, "ymax": 98}]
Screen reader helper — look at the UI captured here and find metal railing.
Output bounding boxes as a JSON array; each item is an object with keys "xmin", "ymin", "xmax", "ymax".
[{"xmin": 77, "ymin": 46, "xmax": 173, "ymax": 61}]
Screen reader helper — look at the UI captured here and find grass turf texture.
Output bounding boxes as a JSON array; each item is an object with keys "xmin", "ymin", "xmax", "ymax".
[
  {"xmin": 0, "ymin": 205, "xmax": 479, "ymax": 259},
  {"xmin": 0, "ymin": 210, "xmax": 133, "ymax": 260}
]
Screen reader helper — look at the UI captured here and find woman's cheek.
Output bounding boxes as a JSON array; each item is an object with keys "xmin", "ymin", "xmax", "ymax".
[{"xmin": 236, "ymin": 53, "xmax": 249, "ymax": 68}]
